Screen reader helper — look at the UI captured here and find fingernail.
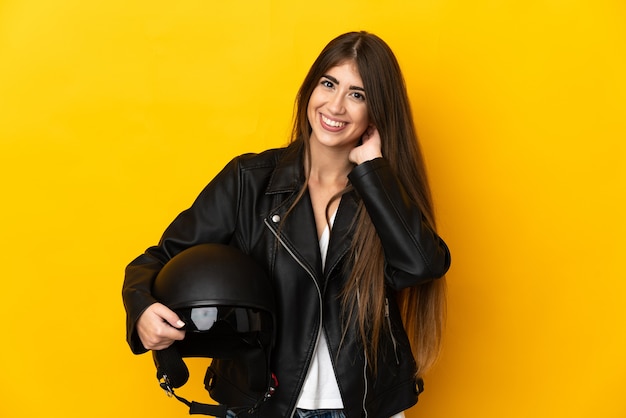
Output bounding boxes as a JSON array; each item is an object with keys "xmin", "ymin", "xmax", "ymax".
[{"xmin": 176, "ymin": 320, "xmax": 185, "ymax": 328}]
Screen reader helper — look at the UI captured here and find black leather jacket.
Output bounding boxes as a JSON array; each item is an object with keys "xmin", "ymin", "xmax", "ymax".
[{"xmin": 123, "ymin": 141, "xmax": 451, "ymax": 417}]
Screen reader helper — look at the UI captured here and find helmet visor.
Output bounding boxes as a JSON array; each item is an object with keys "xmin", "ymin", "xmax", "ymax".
[{"xmin": 177, "ymin": 306, "xmax": 272, "ymax": 335}]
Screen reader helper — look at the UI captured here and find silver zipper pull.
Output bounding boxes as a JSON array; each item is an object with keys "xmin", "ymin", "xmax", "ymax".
[{"xmin": 384, "ymin": 297, "xmax": 400, "ymax": 365}]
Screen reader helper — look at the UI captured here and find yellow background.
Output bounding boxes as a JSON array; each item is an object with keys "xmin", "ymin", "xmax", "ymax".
[{"xmin": 1, "ymin": 0, "xmax": 625, "ymax": 417}]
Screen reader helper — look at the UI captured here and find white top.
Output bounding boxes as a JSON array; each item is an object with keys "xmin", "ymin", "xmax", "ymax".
[{"xmin": 295, "ymin": 211, "xmax": 406, "ymax": 418}]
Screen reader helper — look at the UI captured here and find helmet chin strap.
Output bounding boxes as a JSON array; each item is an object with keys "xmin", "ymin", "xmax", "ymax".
[
  {"xmin": 153, "ymin": 340, "xmax": 278, "ymax": 417},
  {"xmin": 158, "ymin": 372, "xmax": 278, "ymax": 417},
  {"xmin": 158, "ymin": 375, "xmax": 229, "ymax": 417},
  {"xmin": 154, "ymin": 347, "xmax": 229, "ymax": 416}
]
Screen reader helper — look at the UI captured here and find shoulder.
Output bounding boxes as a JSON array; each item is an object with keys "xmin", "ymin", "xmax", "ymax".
[
  {"xmin": 216, "ymin": 142, "xmax": 303, "ymax": 192},
  {"xmin": 234, "ymin": 146, "xmax": 289, "ymax": 171}
]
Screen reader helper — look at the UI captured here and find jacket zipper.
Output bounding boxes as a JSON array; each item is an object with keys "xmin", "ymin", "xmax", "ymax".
[
  {"xmin": 264, "ymin": 218, "xmax": 324, "ymax": 418},
  {"xmin": 384, "ymin": 297, "xmax": 400, "ymax": 365}
]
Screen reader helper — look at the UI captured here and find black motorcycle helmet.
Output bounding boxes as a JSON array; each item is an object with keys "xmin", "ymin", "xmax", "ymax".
[{"xmin": 151, "ymin": 243, "xmax": 277, "ymax": 417}]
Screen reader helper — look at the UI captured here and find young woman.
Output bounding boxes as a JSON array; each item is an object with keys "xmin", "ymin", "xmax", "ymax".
[{"xmin": 123, "ymin": 31, "xmax": 451, "ymax": 418}]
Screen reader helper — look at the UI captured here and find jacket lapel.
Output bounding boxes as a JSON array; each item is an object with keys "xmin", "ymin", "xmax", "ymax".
[
  {"xmin": 264, "ymin": 142, "xmax": 323, "ymax": 280},
  {"xmin": 263, "ymin": 141, "xmax": 359, "ymax": 284},
  {"xmin": 325, "ymin": 191, "xmax": 358, "ymax": 278}
]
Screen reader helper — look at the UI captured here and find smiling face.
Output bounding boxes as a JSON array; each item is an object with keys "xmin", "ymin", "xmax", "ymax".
[{"xmin": 307, "ymin": 60, "xmax": 370, "ymax": 152}]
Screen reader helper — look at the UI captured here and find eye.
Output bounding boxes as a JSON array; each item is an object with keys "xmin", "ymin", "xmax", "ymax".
[
  {"xmin": 320, "ymin": 79, "xmax": 334, "ymax": 88},
  {"xmin": 351, "ymin": 91, "xmax": 366, "ymax": 102}
]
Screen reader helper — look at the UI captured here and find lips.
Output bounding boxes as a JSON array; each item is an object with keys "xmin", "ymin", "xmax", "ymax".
[{"xmin": 321, "ymin": 114, "xmax": 346, "ymax": 129}]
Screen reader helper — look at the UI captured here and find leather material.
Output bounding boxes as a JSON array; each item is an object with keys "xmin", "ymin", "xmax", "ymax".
[{"xmin": 123, "ymin": 140, "xmax": 450, "ymax": 417}]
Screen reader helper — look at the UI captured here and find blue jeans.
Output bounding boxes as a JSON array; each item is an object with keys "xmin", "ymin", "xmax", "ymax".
[
  {"xmin": 226, "ymin": 408, "xmax": 345, "ymax": 418},
  {"xmin": 295, "ymin": 409, "xmax": 346, "ymax": 418}
]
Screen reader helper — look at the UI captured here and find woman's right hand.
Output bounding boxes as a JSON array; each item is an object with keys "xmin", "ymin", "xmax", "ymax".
[{"xmin": 136, "ymin": 302, "xmax": 186, "ymax": 350}]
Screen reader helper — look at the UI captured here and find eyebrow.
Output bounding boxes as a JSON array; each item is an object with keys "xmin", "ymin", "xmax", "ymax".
[{"xmin": 322, "ymin": 74, "xmax": 365, "ymax": 92}]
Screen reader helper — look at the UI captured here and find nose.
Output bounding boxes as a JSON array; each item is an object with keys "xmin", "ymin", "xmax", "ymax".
[{"xmin": 327, "ymin": 93, "xmax": 346, "ymax": 115}]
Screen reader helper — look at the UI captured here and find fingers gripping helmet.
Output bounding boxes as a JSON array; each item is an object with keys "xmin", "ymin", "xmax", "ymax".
[{"xmin": 152, "ymin": 244, "xmax": 277, "ymax": 417}]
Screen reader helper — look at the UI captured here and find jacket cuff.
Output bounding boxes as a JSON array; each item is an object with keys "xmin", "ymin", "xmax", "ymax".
[{"xmin": 348, "ymin": 157, "xmax": 387, "ymax": 181}]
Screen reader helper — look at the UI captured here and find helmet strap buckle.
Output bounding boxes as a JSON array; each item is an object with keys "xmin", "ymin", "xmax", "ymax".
[{"xmin": 159, "ymin": 374, "xmax": 174, "ymax": 398}]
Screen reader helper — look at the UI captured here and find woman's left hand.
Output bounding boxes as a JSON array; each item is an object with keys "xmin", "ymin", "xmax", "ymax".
[{"xmin": 349, "ymin": 125, "xmax": 383, "ymax": 165}]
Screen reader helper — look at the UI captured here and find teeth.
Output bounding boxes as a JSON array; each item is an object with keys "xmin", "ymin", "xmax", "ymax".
[{"xmin": 322, "ymin": 115, "xmax": 345, "ymax": 128}]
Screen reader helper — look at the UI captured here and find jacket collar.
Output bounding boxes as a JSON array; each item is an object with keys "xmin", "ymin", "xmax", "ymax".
[
  {"xmin": 264, "ymin": 140, "xmax": 360, "ymax": 280},
  {"xmin": 265, "ymin": 141, "xmax": 305, "ymax": 194}
]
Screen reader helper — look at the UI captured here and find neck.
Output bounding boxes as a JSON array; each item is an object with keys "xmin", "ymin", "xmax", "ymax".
[{"xmin": 306, "ymin": 143, "xmax": 354, "ymax": 186}]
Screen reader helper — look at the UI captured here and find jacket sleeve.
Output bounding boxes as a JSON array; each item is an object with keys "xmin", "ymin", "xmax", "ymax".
[
  {"xmin": 122, "ymin": 157, "xmax": 243, "ymax": 354},
  {"xmin": 347, "ymin": 158, "xmax": 451, "ymax": 290}
]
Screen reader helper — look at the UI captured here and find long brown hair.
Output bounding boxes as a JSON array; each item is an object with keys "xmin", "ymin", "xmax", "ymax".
[{"xmin": 290, "ymin": 31, "xmax": 446, "ymax": 376}]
